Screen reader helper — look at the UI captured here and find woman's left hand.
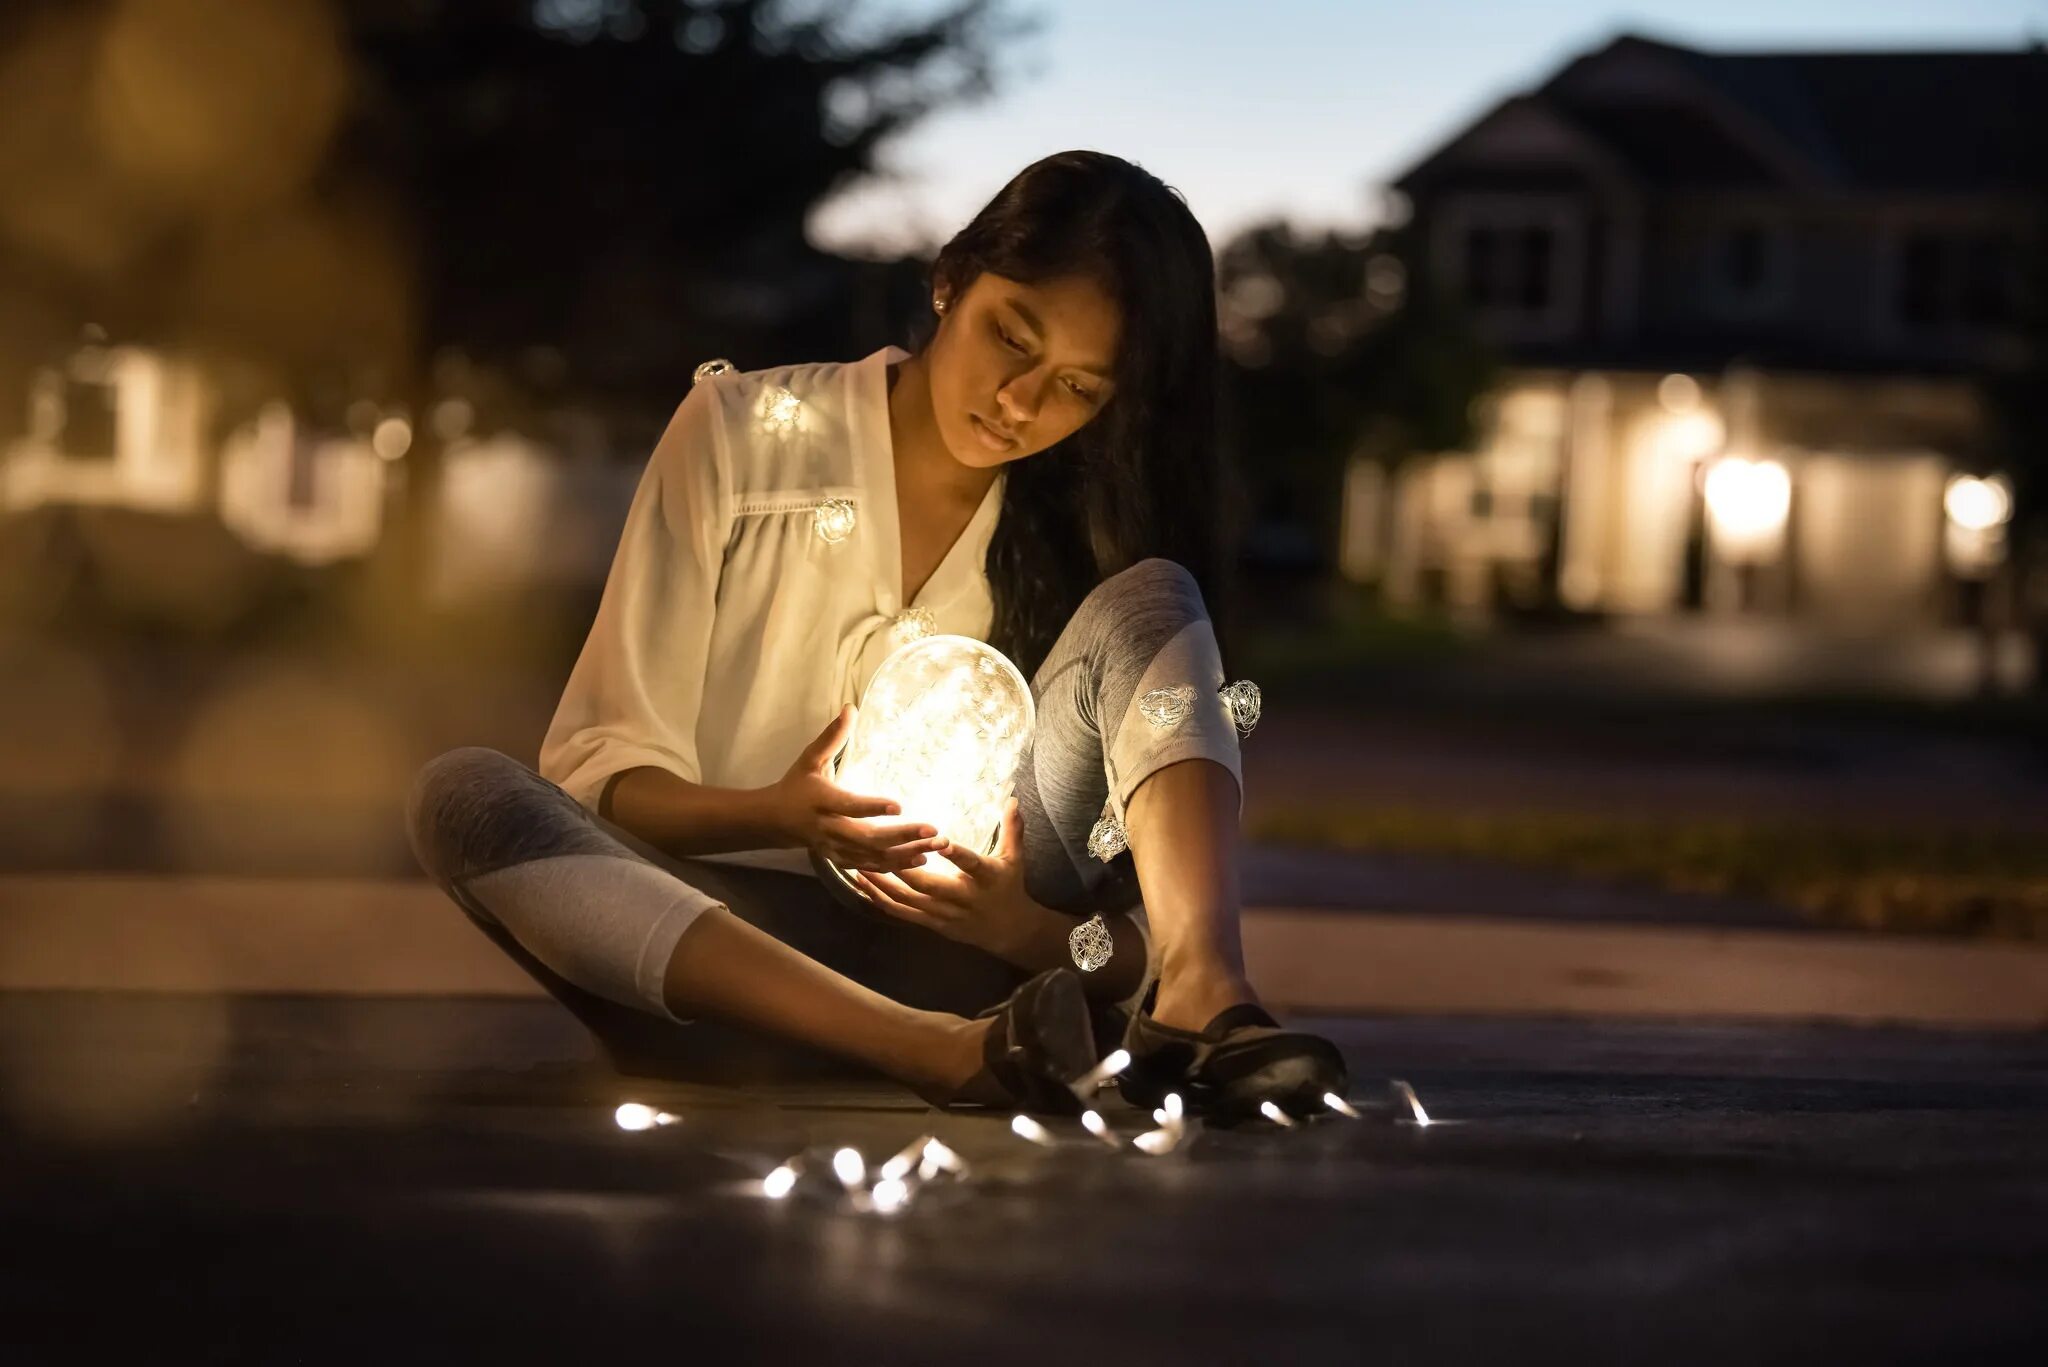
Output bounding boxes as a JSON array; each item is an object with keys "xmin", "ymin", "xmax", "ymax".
[{"xmin": 848, "ymin": 797, "xmax": 1051, "ymax": 962}]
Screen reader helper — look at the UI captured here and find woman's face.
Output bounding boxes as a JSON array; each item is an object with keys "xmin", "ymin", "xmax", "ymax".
[{"xmin": 927, "ymin": 270, "xmax": 1122, "ymax": 468}]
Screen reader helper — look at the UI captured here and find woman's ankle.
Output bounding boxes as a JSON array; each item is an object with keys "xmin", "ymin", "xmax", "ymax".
[{"xmin": 1149, "ymin": 967, "xmax": 1257, "ymax": 1033}]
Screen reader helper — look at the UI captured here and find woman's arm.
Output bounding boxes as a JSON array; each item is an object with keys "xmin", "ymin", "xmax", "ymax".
[
  {"xmin": 996, "ymin": 901, "xmax": 1148, "ymax": 1004},
  {"xmin": 601, "ymin": 765, "xmax": 792, "ymax": 858}
]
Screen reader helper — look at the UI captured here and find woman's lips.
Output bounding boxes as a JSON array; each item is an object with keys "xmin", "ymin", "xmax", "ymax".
[{"xmin": 971, "ymin": 413, "xmax": 1015, "ymax": 450}]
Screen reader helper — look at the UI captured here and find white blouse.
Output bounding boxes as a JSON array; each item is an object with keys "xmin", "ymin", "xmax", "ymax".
[{"xmin": 538, "ymin": 344, "xmax": 1008, "ymax": 876}]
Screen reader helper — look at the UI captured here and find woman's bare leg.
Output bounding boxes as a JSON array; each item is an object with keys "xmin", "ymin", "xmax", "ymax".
[
  {"xmin": 1121, "ymin": 757, "xmax": 1258, "ymax": 1031},
  {"xmin": 659, "ymin": 908, "xmax": 989, "ymax": 1092}
]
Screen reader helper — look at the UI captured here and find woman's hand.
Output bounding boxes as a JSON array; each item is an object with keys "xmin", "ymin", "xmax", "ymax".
[
  {"xmin": 848, "ymin": 796, "xmax": 1054, "ymax": 963},
  {"xmin": 768, "ymin": 704, "xmax": 951, "ymax": 872}
]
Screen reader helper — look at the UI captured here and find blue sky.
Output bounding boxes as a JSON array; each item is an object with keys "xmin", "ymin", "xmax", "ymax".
[{"xmin": 807, "ymin": 0, "xmax": 2047, "ymax": 256}]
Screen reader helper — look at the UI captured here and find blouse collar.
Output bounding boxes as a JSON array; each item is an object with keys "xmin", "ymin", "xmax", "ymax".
[{"xmin": 849, "ymin": 343, "xmax": 1007, "ymax": 616}]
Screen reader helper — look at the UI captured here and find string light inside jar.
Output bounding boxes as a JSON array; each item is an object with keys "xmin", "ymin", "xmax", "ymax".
[{"xmin": 821, "ymin": 634, "xmax": 1035, "ymax": 894}]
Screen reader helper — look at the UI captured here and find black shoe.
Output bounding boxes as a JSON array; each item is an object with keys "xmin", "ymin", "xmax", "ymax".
[
  {"xmin": 914, "ymin": 967, "xmax": 1099, "ymax": 1115},
  {"xmin": 1119, "ymin": 1002, "xmax": 1347, "ymax": 1123}
]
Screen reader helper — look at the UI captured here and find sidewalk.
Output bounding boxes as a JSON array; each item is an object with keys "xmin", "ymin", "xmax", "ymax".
[{"xmin": 3, "ymin": 869, "xmax": 2043, "ymax": 1029}]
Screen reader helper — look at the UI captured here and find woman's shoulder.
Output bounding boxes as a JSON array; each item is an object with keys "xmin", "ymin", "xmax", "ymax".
[{"xmin": 678, "ymin": 353, "xmax": 869, "ymax": 490}]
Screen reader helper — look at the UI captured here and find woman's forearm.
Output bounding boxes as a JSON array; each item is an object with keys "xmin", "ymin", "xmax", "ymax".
[
  {"xmin": 602, "ymin": 765, "xmax": 791, "ymax": 858},
  {"xmin": 1004, "ymin": 903, "xmax": 1147, "ymax": 1003}
]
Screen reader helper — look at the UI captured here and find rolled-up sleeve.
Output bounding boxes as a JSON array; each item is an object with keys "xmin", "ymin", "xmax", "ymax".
[{"xmin": 538, "ymin": 381, "xmax": 733, "ymax": 814}]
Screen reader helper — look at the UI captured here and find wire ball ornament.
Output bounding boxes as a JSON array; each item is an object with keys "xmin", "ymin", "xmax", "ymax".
[{"xmin": 818, "ymin": 634, "xmax": 1036, "ymax": 897}]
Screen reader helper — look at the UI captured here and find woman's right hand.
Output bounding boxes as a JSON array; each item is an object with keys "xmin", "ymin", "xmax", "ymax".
[{"xmin": 767, "ymin": 704, "xmax": 952, "ymax": 872}]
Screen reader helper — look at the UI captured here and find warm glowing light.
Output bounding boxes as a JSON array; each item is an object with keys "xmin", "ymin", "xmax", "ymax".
[
  {"xmin": 762, "ymin": 1164, "xmax": 799, "ymax": 1199},
  {"xmin": 1392, "ymin": 1079, "xmax": 1432, "ymax": 1127},
  {"xmin": 614, "ymin": 1102, "xmax": 658, "ymax": 1131},
  {"xmin": 1163, "ymin": 1092, "xmax": 1184, "ymax": 1122},
  {"xmin": 1945, "ymin": 474, "xmax": 2012, "ymax": 533},
  {"xmin": 1657, "ymin": 373, "xmax": 1701, "ymax": 413},
  {"xmin": 832, "ymin": 1147, "xmax": 866, "ymax": 1187},
  {"xmin": 871, "ymin": 1177, "xmax": 911, "ymax": 1213},
  {"xmin": 1073, "ymin": 1049, "xmax": 1131, "ymax": 1094},
  {"xmin": 1323, "ymin": 1093, "xmax": 1360, "ymax": 1118},
  {"xmin": 1259, "ymin": 1100, "xmax": 1297, "ymax": 1128},
  {"xmin": 1080, "ymin": 1110, "xmax": 1122, "ymax": 1148},
  {"xmin": 828, "ymin": 635, "xmax": 1034, "ymax": 882},
  {"xmin": 1132, "ymin": 1127, "xmax": 1180, "ymax": 1156},
  {"xmin": 371, "ymin": 416, "xmax": 412, "ymax": 462},
  {"xmin": 1010, "ymin": 1114, "xmax": 1054, "ymax": 1146},
  {"xmin": 1703, "ymin": 455, "xmax": 1792, "ymax": 558},
  {"xmin": 919, "ymin": 1137, "xmax": 965, "ymax": 1180},
  {"xmin": 879, "ymin": 1134, "xmax": 931, "ymax": 1183}
]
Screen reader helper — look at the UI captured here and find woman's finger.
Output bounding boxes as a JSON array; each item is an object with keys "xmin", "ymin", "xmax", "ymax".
[
  {"xmin": 863, "ymin": 869, "xmax": 953, "ymax": 916},
  {"xmin": 828, "ymin": 790, "xmax": 904, "ymax": 819},
  {"xmin": 939, "ymin": 841, "xmax": 983, "ymax": 876},
  {"xmin": 821, "ymin": 815, "xmax": 936, "ymax": 848},
  {"xmin": 851, "ymin": 872, "xmax": 944, "ymax": 927}
]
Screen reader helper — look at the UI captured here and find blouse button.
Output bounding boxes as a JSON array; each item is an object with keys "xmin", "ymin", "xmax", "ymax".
[
  {"xmin": 889, "ymin": 606, "xmax": 937, "ymax": 647},
  {"xmin": 813, "ymin": 497, "xmax": 857, "ymax": 544}
]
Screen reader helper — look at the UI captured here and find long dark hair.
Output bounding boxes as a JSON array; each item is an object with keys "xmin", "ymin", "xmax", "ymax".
[{"xmin": 908, "ymin": 150, "xmax": 1239, "ymax": 681}]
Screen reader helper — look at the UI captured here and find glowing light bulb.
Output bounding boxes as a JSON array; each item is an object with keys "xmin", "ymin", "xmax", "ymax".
[
  {"xmin": 832, "ymin": 1147, "xmax": 866, "ymax": 1187},
  {"xmin": 1259, "ymin": 1100, "xmax": 1297, "ymax": 1128},
  {"xmin": 826, "ymin": 635, "xmax": 1033, "ymax": 886},
  {"xmin": 1132, "ymin": 1127, "xmax": 1180, "ymax": 1156},
  {"xmin": 1163, "ymin": 1092, "xmax": 1184, "ymax": 1122},
  {"xmin": 1945, "ymin": 474, "xmax": 2012, "ymax": 533},
  {"xmin": 871, "ymin": 1177, "xmax": 911, "ymax": 1213},
  {"xmin": 1073, "ymin": 1049, "xmax": 1131, "ymax": 1093},
  {"xmin": 762, "ymin": 1163, "xmax": 799, "ymax": 1199},
  {"xmin": 613, "ymin": 1102, "xmax": 658, "ymax": 1131},
  {"xmin": 1323, "ymin": 1093, "xmax": 1360, "ymax": 1118},
  {"xmin": 919, "ymin": 1137, "xmax": 965, "ymax": 1180},
  {"xmin": 1392, "ymin": 1079, "xmax": 1432, "ymax": 1127},
  {"xmin": 1080, "ymin": 1110, "xmax": 1122, "ymax": 1149},
  {"xmin": 1010, "ymin": 1114, "xmax": 1054, "ymax": 1146}
]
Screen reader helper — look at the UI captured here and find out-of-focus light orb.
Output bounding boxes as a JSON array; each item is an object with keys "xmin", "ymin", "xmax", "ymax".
[
  {"xmin": 431, "ymin": 397, "xmax": 474, "ymax": 443},
  {"xmin": 827, "ymin": 634, "xmax": 1033, "ymax": 883},
  {"xmin": 1703, "ymin": 455, "xmax": 1792, "ymax": 546},
  {"xmin": 613, "ymin": 1102, "xmax": 657, "ymax": 1131},
  {"xmin": 1658, "ymin": 407, "xmax": 1726, "ymax": 461},
  {"xmin": 371, "ymin": 416, "xmax": 411, "ymax": 461},
  {"xmin": 1657, "ymin": 373, "xmax": 1702, "ymax": 412},
  {"xmin": 761, "ymin": 1164, "xmax": 799, "ymax": 1199},
  {"xmin": 1945, "ymin": 474, "xmax": 2012, "ymax": 532},
  {"xmin": 832, "ymin": 1147, "xmax": 866, "ymax": 1187}
]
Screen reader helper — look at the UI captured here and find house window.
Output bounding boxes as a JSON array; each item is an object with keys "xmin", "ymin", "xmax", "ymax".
[
  {"xmin": 59, "ymin": 377, "xmax": 117, "ymax": 463},
  {"xmin": 1895, "ymin": 230, "xmax": 2019, "ymax": 333},
  {"xmin": 1464, "ymin": 225, "xmax": 1556, "ymax": 313}
]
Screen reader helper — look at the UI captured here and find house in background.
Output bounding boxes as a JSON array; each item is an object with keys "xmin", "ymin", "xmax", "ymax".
[
  {"xmin": 0, "ymin": 341, "xmax": 641, "ymax": 612},
  {"xmin": 1350, "ymin": 34, "xmax": 2043, "ymax": 629}
]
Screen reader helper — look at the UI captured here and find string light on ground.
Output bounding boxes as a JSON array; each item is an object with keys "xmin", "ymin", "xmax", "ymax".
[
  {"xmin": 1071, "ymin": 1048, "xmax": 1131, "ymax": 1098},
  {"xmin": 761, "ymin": 1161, "xmax": 801, "ymax": 1200},
  {"xmin": 1011, "ymin": 1114, "xmax": 1055, "ymax": 1147},
  {"xmin": 870, "ymin": 1177, "xmax": 912, "ymax": 1214},
  {"xmin": 1323, "ymin": 1093, "xmax": 1361, "ymax": 1118},
  {"xmin": 1259, "ymin": 1100, "xmax": 1298, "ymax": 1128},
  {"xmin": 919, "ymin": 1137, "xmax": 967, "ymax": 1180},
  {"xmin": 880, "ymin": 1134, "xmax": 933, "ymax": 1183},
  {"xmin": 1392, "ymin": 1079, "xmax": 1432, "ymax": 1127},
  {"xmin": 832, "ymin": 1146, "xmax": 867, "ymax": 1188},
  {"xmin": 1080, "ymin": 1110, "xmax": 1124, "ymax": 1149},
  {"xmin": 613, "ymin": 1102, "xmax": 677, "ymax": 1131},
  {"xmin": 1132, "ymin": 1125, "xmax": 1183, "ymax": 1155}
]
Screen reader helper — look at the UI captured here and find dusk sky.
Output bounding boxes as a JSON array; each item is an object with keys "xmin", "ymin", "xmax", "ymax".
[{"xmin": 808, "ymin": 0, "xmax": 2046, "ymax": 257}]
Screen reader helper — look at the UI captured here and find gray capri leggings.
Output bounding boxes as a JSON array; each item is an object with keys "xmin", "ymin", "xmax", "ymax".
[{"xmin": 405, "ymin": 557, "xmax": 1246, "ymax": 1080}]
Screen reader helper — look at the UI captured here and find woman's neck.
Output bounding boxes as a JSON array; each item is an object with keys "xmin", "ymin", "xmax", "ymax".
[{"xmin": 887, "ymin": 352, "xmax": 1001, "ymax": 510}]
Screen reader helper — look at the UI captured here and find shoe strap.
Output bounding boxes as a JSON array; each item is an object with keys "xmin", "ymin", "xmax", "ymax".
[{"xmin": 1203, "ymin": 1002, "xmax": 1280, "ymax": 1037}]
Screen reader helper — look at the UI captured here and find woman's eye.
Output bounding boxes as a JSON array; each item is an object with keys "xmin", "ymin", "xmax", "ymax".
[
  {"xmin": 997, "ymin": 327, "xmax": 1026, "ymax": 354},
  {"xmin": 1065, "ymin": 379, "xmax": 1096, "ymax": 402}
]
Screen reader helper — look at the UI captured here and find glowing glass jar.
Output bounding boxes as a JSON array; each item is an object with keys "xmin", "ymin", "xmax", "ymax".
[{"xmin": 818, "ymin": 634, "xmax": 1035, "ymax": 894}]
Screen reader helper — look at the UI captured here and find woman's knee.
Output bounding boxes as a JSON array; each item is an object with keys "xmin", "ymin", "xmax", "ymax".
[
  {"xmin": 404, "ymin": 746, "xmax": 608, "ymax": 886},
  {"xmin": 1083, "ymin": 557, "xmax": 1205, "ymax": 619}
]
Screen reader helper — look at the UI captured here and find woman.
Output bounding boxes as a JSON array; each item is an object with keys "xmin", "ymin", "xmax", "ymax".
[{"xmin": 406, "ymin": 151, "xmax": 1346, "ymax": 1120}]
